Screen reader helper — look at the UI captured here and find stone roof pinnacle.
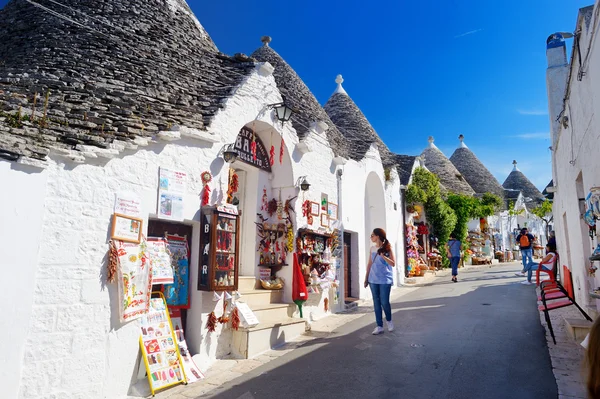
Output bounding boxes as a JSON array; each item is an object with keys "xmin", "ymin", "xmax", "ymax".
[{"xmin": 334, "ymin": 74, "xmax": 347, "ymax": 95}]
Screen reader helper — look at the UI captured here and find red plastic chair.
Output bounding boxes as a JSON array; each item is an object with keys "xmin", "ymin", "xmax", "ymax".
[{"xmin": 536, "ymin": 253, "xmax": 559, "ymax": 287}]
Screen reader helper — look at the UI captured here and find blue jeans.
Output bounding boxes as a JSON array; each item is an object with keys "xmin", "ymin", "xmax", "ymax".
[
  {"xmin": 521, "ymin": 249, "xmax": 533, "ymax": 270},
  {"xmin": 450, "ymin": 256, "xmax": 460, "ymax": 277},
  {"xmin": 369, "ymin": 283, "xmax": 392, "ymax": 327},
  {"xmin": 524, "ymin": 263, "xmax": 550, "ymax": 283}
]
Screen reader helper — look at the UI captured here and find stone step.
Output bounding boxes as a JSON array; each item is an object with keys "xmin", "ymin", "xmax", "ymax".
[
  {"xmin": 238, "ymin": 276, "xmax": 258, "ymax": 291},
  {"xmin": 564, "ymin": 317, "xmax": 593, "ymax": 341},
  {"xmin": 231, "ymin": 318, "xmax": 307, "ymax": 359},
  {"xmin": 237, "ymin": 289, "xmax": 283, "ymax": 308},
  {"xmin": 251, "ymin": 303, "xmax": 295, "ymax": 321}
]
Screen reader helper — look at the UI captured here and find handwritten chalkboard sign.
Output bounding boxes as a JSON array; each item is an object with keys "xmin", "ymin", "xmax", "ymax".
[{"xmin": 234, "ymin": 126, "xmax": 272, "ymax": 172}]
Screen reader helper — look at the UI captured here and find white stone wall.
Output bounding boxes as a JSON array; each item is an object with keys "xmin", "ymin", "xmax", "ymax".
[
  {"xmin": 549, "ymin": 4, "xmax": 600, "ymax": 312},
  {"xmin": 0, "ymin": 162, "xmax": 49, "ymax": 399}
]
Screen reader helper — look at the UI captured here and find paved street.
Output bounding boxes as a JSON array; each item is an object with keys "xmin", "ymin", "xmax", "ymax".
[{"xmin": 203, "ymin": 263, "xmax": 557, "ymax": 399}]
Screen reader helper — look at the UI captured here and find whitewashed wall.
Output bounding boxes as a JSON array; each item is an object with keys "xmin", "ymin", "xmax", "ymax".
[
  {"xmin": 0, "ymin": 162, "xmax": 48, "ymax": 399},
  {"xmin": 549, "ymin": 4, "xmax": 600, "ymax": 312}
]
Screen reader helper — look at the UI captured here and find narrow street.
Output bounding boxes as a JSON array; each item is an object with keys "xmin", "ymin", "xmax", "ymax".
[{"xmin": 204, "ymin": 263, "xmax": 556, "ymax": 399}]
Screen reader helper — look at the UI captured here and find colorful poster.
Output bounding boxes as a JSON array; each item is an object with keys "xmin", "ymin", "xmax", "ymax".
[
  {"xmin": 140, "ymin": 296, "xmax": 187, "ymax": 395},
  {"xmin": 171, "ymin": 315, "xmax": 204, "ymax": 383},
  {"xmin": 114, "ymin": 192, "xmax": 142, "ymax": 217},
  {"xmin": 163, "ymin": 235, "xmax": 190, "ymax": 308},
  {"xmin": 147, "ymin": 238, "xmax": 174, "ymax": 285},
  {"xmin": 158, "ymin": 168, "xmax": 186, "ymax": 221},
  {"xmin": 114, "ymin": 239, "xmax": 152, "ymax": 322}
]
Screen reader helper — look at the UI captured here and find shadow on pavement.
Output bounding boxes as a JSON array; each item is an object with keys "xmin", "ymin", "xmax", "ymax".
[{"xmin": 201, "ymin": 276, "xmax": 557, "ymax": 399}]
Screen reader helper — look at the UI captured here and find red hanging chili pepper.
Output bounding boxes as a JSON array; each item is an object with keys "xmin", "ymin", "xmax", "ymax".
[
  {"xmin": 270, "ymin": 145, "xmax": 275, "ymax": 166},
  {"xmin": 280, "ymin": 137, "xmax": 284, "ymax": 164}
]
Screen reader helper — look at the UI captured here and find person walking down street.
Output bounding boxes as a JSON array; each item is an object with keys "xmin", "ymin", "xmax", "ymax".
[
  {"xmin": 548, "ymin": 230, "xmax": 556, "ymax": 248},
  {"xmin": 515, "ymin": 228, "xmax": 535, "ymax": 276},
  {"xmin": 446, "ymin": 234, "xmax": 462, "ymax": 283},
  {"xmin": 364, "ymin": 228, "xmax": 396, "ymax": 335},
  {"xmin": 519, "ymin": 243, "xmax": 557, "ymax": 285}
]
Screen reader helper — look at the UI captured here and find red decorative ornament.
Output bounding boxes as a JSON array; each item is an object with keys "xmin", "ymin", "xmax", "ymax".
[
  {"xmin": 279, "ymin": 137, "xmax": 284, "ymax": 164},
  {"xmin": 218, "ymin": 300, "xmax": 229, "ymax": 324},
  {"xmin": 201, "ymin": 185, "xmax": 211, "ymax": 206},
  {"xmin": 417, "ymin": 224, "xmax": 429, "ymax": 235},
  {"xmin": 270, "ymin": 145, "xmax": 275, "ymax": 166},
  {"xmin": 201, "ymin": 171, "xmax": 212, "ymax": 206}
]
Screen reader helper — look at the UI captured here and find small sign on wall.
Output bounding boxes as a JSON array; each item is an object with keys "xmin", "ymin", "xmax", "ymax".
[{"xmin": 158, "ymin": 167, "xmax": 186, "ymax": 221}]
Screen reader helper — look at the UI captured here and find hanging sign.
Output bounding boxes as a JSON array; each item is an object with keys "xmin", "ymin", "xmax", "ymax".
[
  {"xmin": 140, "ymin": 294, "xmax": 187, "ymax": 395},
  {"xmin": 163, "ymin": 234, "xmax": 190, "ymax": 308},
  {"xmin": 198, "ymin": 212, "xmax": 211, "ymax": 289},
  {"xmin": 234, "ymin": 126, "xmax": 272, "ymax": 172},
  {"xmin": 113, "ymin": 239, "xmax": 152, "ymax": 322},
  {"xmin": 158, "ymin": 167, "xmax": 186, "ymax": 221},
  {"xmin": 147, "ymin": 238, "xmax": 174, "ymax": 285}
]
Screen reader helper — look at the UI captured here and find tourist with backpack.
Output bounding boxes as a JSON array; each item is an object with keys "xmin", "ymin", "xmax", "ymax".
[{"xmin": 515, "ymin": 228, "xmax": 534, "ymax": 277}]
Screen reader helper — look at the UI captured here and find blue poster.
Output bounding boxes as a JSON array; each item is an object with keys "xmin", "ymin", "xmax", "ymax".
[{"xmin": 163, "ymin": 235, "xmax": 190, "ymax": 309}]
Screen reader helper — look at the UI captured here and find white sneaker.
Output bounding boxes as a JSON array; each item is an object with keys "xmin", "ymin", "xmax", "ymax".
[
  {"xmin": 386, "ymin": 320, "xmax": 394, "ymax": 332},
  {"xmin": 515, "ymin": 272, "xmax": 526, "ymax": 277},
  {"xmin": 520, "ymin": 280, "xmax": 533, "ymax": 285},
  {"xmin": 372, "ymin": 326, "xmax": 384, "ymax": 335}
]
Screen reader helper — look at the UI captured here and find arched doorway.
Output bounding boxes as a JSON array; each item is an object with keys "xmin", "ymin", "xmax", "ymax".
[
  {"xmin": 361, "ymin": 172, "xmax": 387, "ymax": 296},
  {"xmin": 231, "ymin": 121, "xmax": 296, "ymax": 288}
]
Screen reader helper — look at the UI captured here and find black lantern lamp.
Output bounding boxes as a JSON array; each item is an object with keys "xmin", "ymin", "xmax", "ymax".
[
  {"xmin": 221, "ymin": 143, "xmax": 238, "ymax": 163},
  {"xmin": 296, "ymin": 176, "xmax": 310, "ymax": 191},
  {"xmin": 270, "ymin": 97, "xmax": 295, "ymax": 126}
]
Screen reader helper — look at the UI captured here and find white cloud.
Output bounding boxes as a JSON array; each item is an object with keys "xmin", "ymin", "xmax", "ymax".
[
  {"xmin": 517, "ymin": 109, "xmax": 548, "ymax": 116},
  {"xmin": 454, "ymin": 29, "xmax": 482, "ymax": 39},
  {"xmin": 510, "ymin": 132, "xmax": 549, "ymax": 140}
]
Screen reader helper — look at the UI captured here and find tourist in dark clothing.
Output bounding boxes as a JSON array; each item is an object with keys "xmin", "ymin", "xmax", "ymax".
[
  {"xmin": 515, "ymin": 228, "xmax": 535, "ymax": 276},
  {"xmin": 446, "ymin": 234, "xmax": 462, "ymax": 283}
]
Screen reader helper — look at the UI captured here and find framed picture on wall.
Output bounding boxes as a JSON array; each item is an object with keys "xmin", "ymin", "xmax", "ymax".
[
  {"xmin": 310, "ymin": 202, "xmax": 320, "ymax": 216},
  {"xmin": 111, "ymin": 213, "xmax": 143, "ymax": 243},
  {"xmin": 320, "ymin": 213, "xmax": 329, "ymax": 228},
  {"xmin": 327, "ymin": 203, "xmax": 338, "ymax": 220}
]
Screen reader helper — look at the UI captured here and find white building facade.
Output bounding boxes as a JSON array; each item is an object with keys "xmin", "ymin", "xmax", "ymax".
[{"xmin": 546, "ymin": 4, "xmax": 600, "ymax": 315}]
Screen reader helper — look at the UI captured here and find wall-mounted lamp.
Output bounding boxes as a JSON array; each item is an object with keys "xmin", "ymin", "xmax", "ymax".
[
  {"xmin": 220, "ymin": 143, "xmax": 238, "ymax": 163},
  {"xmin": 296, "ymin": 176, "xmax": 311, "ymax": 191},
  {"xmin": 269, "ymin": 96, "xmax": 295, "ymax": 127}
]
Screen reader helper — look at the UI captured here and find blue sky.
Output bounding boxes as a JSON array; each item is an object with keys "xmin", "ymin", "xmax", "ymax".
[{"xmin": 1, "ymin": 0, "xmax": 591, "ymax": 190}]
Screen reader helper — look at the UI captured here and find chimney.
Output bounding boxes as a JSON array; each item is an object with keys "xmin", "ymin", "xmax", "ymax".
[{"xmin": 545, "ymin": 33, "xmax": 571, "ymax": 147}]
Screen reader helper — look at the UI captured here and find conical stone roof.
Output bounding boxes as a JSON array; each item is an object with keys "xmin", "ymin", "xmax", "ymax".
[
  {"xmin": 421, "ymin": 137, "xmax": 475, "ymax": 195},
  {"xmin": 324, "ymin": 75, "xmax": 394, "ymax": 165},
  {"xmin": 449, "ymin": 135, "xmax": 505, "ymax": 198},
  {"xmin": 251, "ymin": 39, "xmax": 349, "ymax": 159},
  {"xmin": 0, "ymin": 0, "xmax": 254, "ymax": 163},
  {"xmin": 502, "ymin": 160, "xmax": 545, "ymax": 202}
]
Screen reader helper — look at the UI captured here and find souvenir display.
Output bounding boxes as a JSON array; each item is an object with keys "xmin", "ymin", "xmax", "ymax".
[
  {"xmin": 139, "ymin": 294, "xmax": 186, "ymax": 395},
  {"xmin": 296, "ymin": 228, "xmax": 335, "ymax": 284},
  {"xmin": 111, "ymin": 238, "xmax": 152, "ymax": 322},
  {"xmin": 198, "ymin": 206, "xmax": 240, "ymax": 291},
  {"xmin": 147, "ymin": 237, "xmax": 174, "ymax": 285},
  {"xmin": 170, "ymin": 313, "xmax": 204, "ymax": 383},
  {"xmin": 163, "ymin": 234, "xmax": 190, "ymax": 308}
]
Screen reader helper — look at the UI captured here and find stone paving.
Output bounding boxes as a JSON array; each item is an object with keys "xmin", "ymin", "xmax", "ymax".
[
  {"xmin": 132, "ymin": 263, "xmax": 591, "ymax": 399},
  {"xmin": 537, "ymin": 290, "xmax": 589, "ymax": 399}
]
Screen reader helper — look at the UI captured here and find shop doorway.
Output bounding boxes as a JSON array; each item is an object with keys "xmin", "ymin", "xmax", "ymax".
[
  {"xmin": 344, "ymin": 232, "xmax": 353, "ymax": 300},
  {"xmin": 147, "ymin": 220, "xmax": 193, "ymax": 330}
]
